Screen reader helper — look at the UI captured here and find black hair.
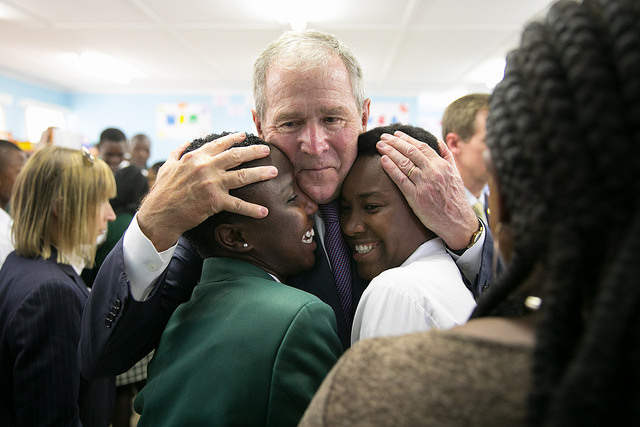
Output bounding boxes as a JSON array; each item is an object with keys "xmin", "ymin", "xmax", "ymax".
[
  {"xmin": 472, "ymin": 0, "xmax": 640, "ymax": 425},
  {"xmin": 356, "ymin": 123, "xmax": 439, "ymax": 158},
  {"xmin": 111, "ymin": 165, "xmax": 148, "ymax": 216},
  {"xmin": 149, "ymin": 161, "xmax": 164, "ymax": 174},
  {"xmin": 99, "ymin": 128, "xmax": 126, "ymax": 145},
  {"xmin": 182, "ymin": 132, "xmax": 270, "ymax": 258},
  {"xmin": 0, "ymin": 139, "xmax": 23, "ymax": 170}
]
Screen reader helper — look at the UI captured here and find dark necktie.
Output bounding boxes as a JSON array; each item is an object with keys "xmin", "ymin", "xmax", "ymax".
[{"xmin": 319, "ymin": 201, "xmax": 353, "ymax": 326}]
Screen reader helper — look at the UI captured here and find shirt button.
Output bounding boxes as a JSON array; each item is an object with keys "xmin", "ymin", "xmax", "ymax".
[{"xmin": 147, "ymin": 263, "xmax": 157, "ymax": 271}]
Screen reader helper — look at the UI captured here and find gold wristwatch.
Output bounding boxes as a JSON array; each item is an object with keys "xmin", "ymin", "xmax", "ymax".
[{"xmin": 449, "ymin": 218, "xmax": 483, "ymax": 256}]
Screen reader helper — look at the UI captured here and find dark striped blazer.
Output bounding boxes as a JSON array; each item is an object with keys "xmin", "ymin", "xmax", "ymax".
[{"xmin": 0, "ymin": 252, "xmax": 113, "ymax": 426}]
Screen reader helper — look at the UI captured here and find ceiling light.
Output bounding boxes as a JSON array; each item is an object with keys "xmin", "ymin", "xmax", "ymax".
[
  {"xmin": 249, "ymin": 0, "xmax": 343, "ymax": 30},
  {"xmin": 59, "ymin": 52, "xmax": 145, "ymax": 85},
  {"xmin": 465, "ymin": 57, "xmax": 506, "ymax": 90}
]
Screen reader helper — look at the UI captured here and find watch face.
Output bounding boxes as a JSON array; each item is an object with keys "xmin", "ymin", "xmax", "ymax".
[{"xmin": 469, "ymin": 220, "xmax": 483, "ymax": 248}]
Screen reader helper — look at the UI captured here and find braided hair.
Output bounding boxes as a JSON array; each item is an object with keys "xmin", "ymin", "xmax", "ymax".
[{"xmin": 473, "ymin": 0, "xmax": 640, "ymax": 425}]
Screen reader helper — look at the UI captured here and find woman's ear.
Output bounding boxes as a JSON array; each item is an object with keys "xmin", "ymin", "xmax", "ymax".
[
  {"xmin": 215, "ymin": 224, "xmax": 251, "ymax": 253},
  {"xmin": 51, "ymin": 197, "xmax": 61, "ymax": 219}
]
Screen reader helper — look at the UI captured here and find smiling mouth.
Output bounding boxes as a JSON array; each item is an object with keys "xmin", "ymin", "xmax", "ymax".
[
  {"xmin": 302, "ymin": 228, "xmax": 315, "ymax": 244},
  {"xmin": 354, "ymin": 242, "xmax": 378, "ymax": 254}
]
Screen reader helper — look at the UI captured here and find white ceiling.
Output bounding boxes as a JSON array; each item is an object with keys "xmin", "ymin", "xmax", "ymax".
[{"xmin": 0, "ymin": 0, "xmax": 554, "ymax": 99}]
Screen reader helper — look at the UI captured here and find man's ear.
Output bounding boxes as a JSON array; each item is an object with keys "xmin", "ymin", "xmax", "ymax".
[
  {"xmin": 361, "ymin": 98, "xmax": 371, "ymax": 131},
  {"xmin": 445, "ymin": 132, "xmax": 461, "ymax": 154},
  {"xmin": 215, "ymin": 224, "xmax": 251, "ymax": 253},
  {"xmin": 252, "ymin": 109, "xmax": 264, "ymax": 139}
]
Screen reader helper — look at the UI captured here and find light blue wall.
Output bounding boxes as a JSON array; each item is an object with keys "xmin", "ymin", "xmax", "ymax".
[
  {"xmin": 0, "ymin": 73, "xmax": 421, "ymax": 165},
  {"xmin": 70, "ymin": 92, "xmax": 256, "ymax": 164},
  {"xmin": 0, "ymin": 75, "xmax": 73, "ymax": 141}
]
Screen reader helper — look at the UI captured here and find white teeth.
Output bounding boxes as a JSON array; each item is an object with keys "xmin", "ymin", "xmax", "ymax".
[
  {"xmin": 302, "ymin": 228, "xmax": 315, "ymax": 244},
  {"xmin": 355, "ymin": 244, "xmax": 375, "ymax": 254}
]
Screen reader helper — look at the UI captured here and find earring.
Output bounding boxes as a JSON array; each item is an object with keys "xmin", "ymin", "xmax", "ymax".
[{"xmin": 242, "ymin": 243, "xmax": 248, "ymax": 248}]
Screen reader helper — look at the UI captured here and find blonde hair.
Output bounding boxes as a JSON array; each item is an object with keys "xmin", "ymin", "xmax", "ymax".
[{"xmin": 11, "ymin": 146, "xmax": 116, "ymax": 266}]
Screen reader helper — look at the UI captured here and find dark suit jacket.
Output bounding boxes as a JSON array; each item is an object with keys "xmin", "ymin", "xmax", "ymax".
[
  {"xmin": 80, "ymin": 220, "xmax": 490, "ymax": 378},
  {"xmin": 134, "ymin": 257, "xmax": 342, "ymax": 426},
  {"xmin": 0, "ymin": 252, "xmax": 114, "ymax": 427}
]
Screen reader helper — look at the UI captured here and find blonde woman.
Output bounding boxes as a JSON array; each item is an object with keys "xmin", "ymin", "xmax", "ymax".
[{"xmin": 0, "ymin": 146, "xmax": 116, "ymax": 426}]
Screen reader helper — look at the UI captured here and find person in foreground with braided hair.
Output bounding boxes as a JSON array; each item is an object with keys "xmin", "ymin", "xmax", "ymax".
[{"xmin": 300, "ymin": 0, "xmax": 640, "ymax": 425}]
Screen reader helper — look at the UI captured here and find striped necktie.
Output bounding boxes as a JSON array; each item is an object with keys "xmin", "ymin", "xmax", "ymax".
[{"xmin": 319, "ymin": 201, "xmax": 353, "ymax": 326}]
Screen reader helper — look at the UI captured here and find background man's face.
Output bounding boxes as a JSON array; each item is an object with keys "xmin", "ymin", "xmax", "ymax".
[
  {"xmin": 130, "ymin": 138, "xmax": 151, "ymax": 169},
  {"xmin": 99, "ymin": 140, "xmax": 126, "ymax": 173},
  {"xmin": 0, "ymin": 150, "xmax": 26, "ymax": 208},
  {"xmin": 457, "ymin": 109, "xmax": 489, "ymax": 188}
]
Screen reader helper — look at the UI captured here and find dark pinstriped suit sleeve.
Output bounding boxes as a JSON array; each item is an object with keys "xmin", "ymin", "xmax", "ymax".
[
  {"xmin": 8, "ymin": 280, "xmax": 84, "ymax": 425},
  {"xmin": 80, "ymin": 236, "xmax": 203, "ymax": 378}
]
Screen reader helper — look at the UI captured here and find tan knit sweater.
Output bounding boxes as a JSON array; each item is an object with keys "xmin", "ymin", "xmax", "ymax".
[{"xmin": 300, "ymin": 329, "xmax": 532, "ymax": 427}]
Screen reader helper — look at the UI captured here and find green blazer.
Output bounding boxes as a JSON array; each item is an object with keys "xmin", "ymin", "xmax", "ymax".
[{"xmin": 134, "ymin": 257, "xmax": 343, "ymax": 426}]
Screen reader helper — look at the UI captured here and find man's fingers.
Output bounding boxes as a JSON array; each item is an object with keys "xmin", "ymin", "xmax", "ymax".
[
  {"xmin": 216, "ymin": 144, "xmax": 272, "ymax": 171},
  {"xmin": 183, "ymin": 133, "xmax": 271, "ymax": 172},
  {"xmin": 376, "ymin": 137, "xmax": 415, "ymax": 172},
  {"xmin": 379, "ymin": 131, "xmax": 440, "ymax": 167},
  {"xmin": 196, "ymin": 132, "xmax": 247, "ymax": 156},
  {"xmin": 167, "ymin": 141, "xmax": 192, "ymax": 162},
  {"xmin": 379, "ymin": 154, "xmax": 415, "ymax": 193},
  {"xmin": 436, "ymin": 138, "xmax": 457, "ymax": 168},
  {"xmin": 222, "ymin": 195, "xmax": 269, "ymax": 219},
  {"xmin": 225, "ymin": 165, "xmax": 278, "ymax": 190}
]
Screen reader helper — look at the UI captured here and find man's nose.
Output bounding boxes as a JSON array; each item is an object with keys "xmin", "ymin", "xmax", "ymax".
[{"xmin": 300, "ymin": 122, "xmax": 329, "ymax": 155}]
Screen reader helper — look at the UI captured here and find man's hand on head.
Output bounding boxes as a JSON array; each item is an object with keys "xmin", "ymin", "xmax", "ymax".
[
  {"xmin": 376, "ymin": 131, "xmax": 478, "ymax": 251},
  {"xmin": 137, "ymin": 132, "xmax": 278, "ymax": 252}
]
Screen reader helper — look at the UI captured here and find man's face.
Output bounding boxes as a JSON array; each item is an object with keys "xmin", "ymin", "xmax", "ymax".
[
  {"xmin": 254, "ymin": 56, "xmax": 370, "ymax": 205},
  {"xmin": 455, "ymin": 109, "xmax": 490, "ymax": 190},
  {"xmin": 99, "ymin": 140, "xmax": 126, "ymax": 173},
  {"xmin": 340, "ymin": 156, "xmax": 433, "ymax": 280},
  {"xmin": 0, "ymin": 150, "xmax": 26, "ymax": 208},
  {"xmin": 130, "ymin": 139, "xmax": 150, "ymax": 169}
]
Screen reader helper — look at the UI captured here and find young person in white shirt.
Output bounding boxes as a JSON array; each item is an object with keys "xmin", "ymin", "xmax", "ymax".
[{"xmin": 341, "ymin": 124, "xmax": 476, "ymax": 344}]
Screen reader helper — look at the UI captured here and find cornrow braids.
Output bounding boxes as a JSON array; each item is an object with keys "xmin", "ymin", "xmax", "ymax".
[{"xmin": 479, "ymin": 0, "xmax": 640, "ymax": 425}]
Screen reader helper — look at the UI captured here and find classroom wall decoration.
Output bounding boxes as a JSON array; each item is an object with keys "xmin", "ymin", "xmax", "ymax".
[{"xmin": 156, "ymin": 102, "xmax": 212, "ymax": 141}]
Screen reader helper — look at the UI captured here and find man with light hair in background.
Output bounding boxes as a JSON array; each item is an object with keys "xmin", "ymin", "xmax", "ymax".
[{"xmin": 442, "ymin": 93, "xmax": 491, "ymax": 225}]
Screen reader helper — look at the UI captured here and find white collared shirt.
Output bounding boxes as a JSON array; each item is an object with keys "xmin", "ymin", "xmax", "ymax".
[
  {"xmin": 351, "ymin": 238, "xmax": 476, "ymax": 345},
  {"xmin": 0, "ymin": 209, "xmax": 13, "ymax": 270}
]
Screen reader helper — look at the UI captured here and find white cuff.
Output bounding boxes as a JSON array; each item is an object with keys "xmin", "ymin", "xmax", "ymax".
[
  {"xmin": 449, "ymin": 224, "xmax": 485, "ymax": 284},
  {"xmin": 123, "ymin": 213, "xmax": 178, "ymax": 301}
]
